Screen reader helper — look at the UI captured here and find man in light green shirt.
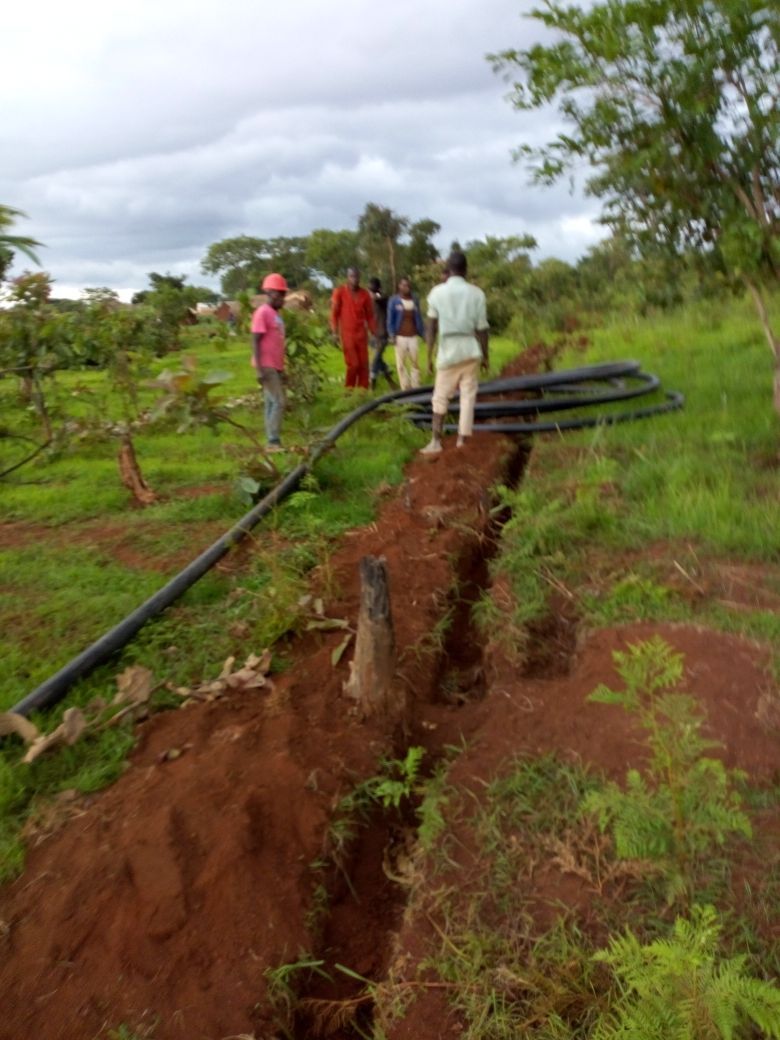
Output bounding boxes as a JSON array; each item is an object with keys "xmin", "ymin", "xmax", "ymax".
[{"xmin": 422, "ymin": 251, "xmax": 489, "ymax": 455}]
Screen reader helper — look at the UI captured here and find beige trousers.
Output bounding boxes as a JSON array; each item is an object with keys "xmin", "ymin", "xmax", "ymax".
[
  {"xmin": 431, "ymin": 357, "xmax": 480, "ymax": 437},
  {"xmin": 394, "ymin": 335, "xmax": 420, "ymax": 390}
]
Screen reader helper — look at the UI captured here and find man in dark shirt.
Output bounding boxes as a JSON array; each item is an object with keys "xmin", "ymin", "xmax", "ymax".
[{"xmin": 368, "ymin": 277, "xmax": 395, "ymax": 390}]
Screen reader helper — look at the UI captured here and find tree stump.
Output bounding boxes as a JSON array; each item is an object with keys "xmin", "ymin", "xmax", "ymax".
[
  {"xmin": 118, "ymin": 434, "xmax": 157, "ymax": 506},
  {"xmin": 344, "ymin": 555, "xmax": 404, "ymax": 721}
]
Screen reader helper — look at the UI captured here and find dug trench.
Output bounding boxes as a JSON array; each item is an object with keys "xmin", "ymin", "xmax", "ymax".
[
  {"xmin": 285, "ymin": 441, "xmax": 531, "ymax": 1040},
  {"xmin": 0, "ymin": 418, "xmax": 533, "ymax": 1040}
]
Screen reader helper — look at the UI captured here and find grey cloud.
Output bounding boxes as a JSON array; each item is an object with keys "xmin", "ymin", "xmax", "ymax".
[{"xmin": 2, "ymin": 0, "xmax": 604, "ymax": 297}]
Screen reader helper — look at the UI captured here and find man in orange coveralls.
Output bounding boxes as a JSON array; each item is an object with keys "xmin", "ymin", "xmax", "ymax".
[{"xmin": 330, "ymin": 267, "xmax": 377, "ymax": 388}]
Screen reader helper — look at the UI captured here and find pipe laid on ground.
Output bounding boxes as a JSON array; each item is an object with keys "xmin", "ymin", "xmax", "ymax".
[
  {"xmin": 10, "ymin": 384, "xmax": 418, "ymax": 718},
  {"xmin": 10, "ymin": 362, "xmax": 682, "ymax": 717}
]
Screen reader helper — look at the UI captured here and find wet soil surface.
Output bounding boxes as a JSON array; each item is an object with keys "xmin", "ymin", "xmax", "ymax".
[
  {"xmin": 0, "ymin": 420, "xmax": 524, "ymax": 1040},
  {"xmin": 384, "ymin": 620, "xmax": 780, "ymax": 1040},
  {"xmin": 1, "ymin": 348, "xmax": 777, "ymax": 1040}
]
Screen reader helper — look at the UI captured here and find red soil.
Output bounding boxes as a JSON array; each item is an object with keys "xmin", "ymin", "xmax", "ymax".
[
  {"xmin": 1, "ymin": 354, "xmax": 777, "ymax": 1039},
  {"xmin": 385, "ymin": 621, "xmax": 780, "ymax": 1040},
  {"xmin": 0, "ymin": 431, "xmax": 518, "ymax": 1040}
]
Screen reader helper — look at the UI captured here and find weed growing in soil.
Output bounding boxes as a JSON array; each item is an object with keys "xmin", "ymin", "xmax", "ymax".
[
  {"xmin": 326, "ymin": 748, "xmax": 427, "ymax": 866},
  {"xmin": 415, "ymin": 760, "xmax": 452, "ymax": 853},
  {"xmin": 265, "ymin": 955, "xmax": 332, "ymax": 1037},
  {"xmin": 379, "ymin": 744, "xmax": 778, "ymax": 1040},
  {"xmin": 593, "ymin": 905, "xmax": 780, "ymax": 1040},
  {"xmin": 105, "ymin": 1019, "xmax": 158, "ymax": 1040},
  {"xmin": 583, "ymin": 637, "xmax": 752, "ymax": 903}
]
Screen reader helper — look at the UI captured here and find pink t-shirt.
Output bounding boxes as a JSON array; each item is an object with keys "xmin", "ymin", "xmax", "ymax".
[{"xmin": 250, "ymin": 304, "xmax": 285, "ymax": 370}]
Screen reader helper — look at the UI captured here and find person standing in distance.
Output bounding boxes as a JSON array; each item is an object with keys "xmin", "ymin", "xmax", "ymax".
[
  {"xmin": 330, "ymin": 267, "xmax": 376, "ymax": 389},
  {"xmin": 387, "ymin": 276, "xmax": 424, "ymax": 390},
  {"xmin": 422, "ymin": 251, "xmax": 489, "ymax": 455},
  {"xmin": 251, "ymin": 273, "xmax": 287, "ymax": 451},
  {"xmin": 367, "ymin": 277, "xmax": 395, "ymax": 390}
]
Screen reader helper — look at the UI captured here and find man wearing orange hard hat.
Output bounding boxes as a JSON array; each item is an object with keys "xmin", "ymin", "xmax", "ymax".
[{"xmin": 251, "ymin": 273, "xmax": 288, "ymax": 451}]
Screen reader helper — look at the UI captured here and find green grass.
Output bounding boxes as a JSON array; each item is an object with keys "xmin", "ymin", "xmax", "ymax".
[
  {"xmin": 0, "ymin": 325, "xmax": 519, "ymax": 880},
  {"xmin": 483, "ymin": 293, "xmax": 780, "ymax": 665},
  {"xmin": 377, "ymin": 295, "xmax": 780, "ymax": 1037},
  {"xmin": 379, "ymin": 754, "xmax": 779, "ymax": 1040},
  {"xmin": 566, "ymin": 296, "xmax": 779, "ymax": 558}
]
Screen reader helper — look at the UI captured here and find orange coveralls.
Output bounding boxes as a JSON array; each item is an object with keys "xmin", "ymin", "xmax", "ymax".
[{"xmin": 330, "ymin": 285, "xmax": 377, "ymax": 388}]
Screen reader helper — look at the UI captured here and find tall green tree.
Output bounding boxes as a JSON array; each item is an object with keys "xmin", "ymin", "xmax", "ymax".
[
  {"xmin": 305, "ymin": 228, "xmax": 360, "ymax": 285},
  {"xmin": 357, "ymin": 203, "xmax": 409, "ymax": 288},
  {"xmin": 491, "ymin": 0, "xmax": 780, "ymax": 412},
  {"xmin": 201, "ymin": 235, "xmax": 310, "ymax": 296},
  {"xmin": 404, "ymin": 218, "xmax": 442, "ymax": 273},
  {"xmin": 0, "ymin": 272, "xmax": 71, "ymax": 437}
]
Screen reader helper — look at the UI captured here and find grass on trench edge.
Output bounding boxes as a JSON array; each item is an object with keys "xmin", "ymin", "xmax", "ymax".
[
  {"xmin": 362, "ymin": 751, "xmax": 780, "ymax": 1040},
  {"xmin": 472, "ymin": 296, "xmax": 780, "ymax": 674},
  {"xmin": 0, "ymin": 335, "xmax": 520, "ymax": 882}
]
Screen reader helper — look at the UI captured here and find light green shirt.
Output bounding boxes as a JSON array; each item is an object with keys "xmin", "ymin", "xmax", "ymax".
[{"xmin": 427, "ymin": 276, "xmax": 489, "ymax": 369}]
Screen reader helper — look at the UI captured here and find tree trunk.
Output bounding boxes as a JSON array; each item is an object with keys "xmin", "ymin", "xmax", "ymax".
[
  {"xmin": 30, "ymin": 373, "xmax": 52, "ymax": 440},
  {"xmin": 118, "ymin": 433, "xmax": 157, "ymax": 506},
  {"xmin": 744, "ymin": 277, "xmax": 780, "ymax": 417},
  {"xmin": 344, "ymin": 556, "xmax": 405, "ymax": 721},
  {"xmin": 386, "ymin": 237, "xmax": 397, "ymax": 291}
]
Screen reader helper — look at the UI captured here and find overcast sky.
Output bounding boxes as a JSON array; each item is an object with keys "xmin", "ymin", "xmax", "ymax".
[{"xmin": 1, "ymin": 0, "xmax": 605, "ymax": 299}]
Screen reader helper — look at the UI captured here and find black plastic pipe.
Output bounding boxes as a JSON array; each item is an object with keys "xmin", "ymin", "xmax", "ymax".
[
  {"xmin": 10, "ymin": 361, "xmax": 682, "ymax": 717},
  {"xmin": 10, "ymin": 384, "xmax": 415, "ymax": 717}
]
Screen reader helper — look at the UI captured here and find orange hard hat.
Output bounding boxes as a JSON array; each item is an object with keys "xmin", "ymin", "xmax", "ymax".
[{"xmin": 262, "ymin": 273, "xmax": 288, "ymax": 292}]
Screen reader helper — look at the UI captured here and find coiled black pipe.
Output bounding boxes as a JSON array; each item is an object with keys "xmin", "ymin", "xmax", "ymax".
[
  {"xmin": 9, "ymin": 361, "xmax": 682, "ymax": 717},
  {"xmin": 404, "ymin": 360, "xmax": 680, "ymax": 428}
]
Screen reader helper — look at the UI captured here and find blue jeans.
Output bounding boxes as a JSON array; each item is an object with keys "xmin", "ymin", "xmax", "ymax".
[{"xmin": 259, "ymin": 367, "xmax": 285, "ymax": 443}]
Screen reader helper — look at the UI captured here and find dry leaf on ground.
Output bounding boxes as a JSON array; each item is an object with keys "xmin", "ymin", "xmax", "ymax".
[
  {"xmin": 113, "ymin": 665, "xmax": 154, "ymax": 707},
  {"xmin": 171, "ymin": 651, "xmax": 274, "ymax": 701},
  {"xmin": 0, "ymin": 713, "xmax": 40, "ymax": 744},
  {"xmin": 22, "ymin": 707, "xmax": 88, "ymax": 764}
]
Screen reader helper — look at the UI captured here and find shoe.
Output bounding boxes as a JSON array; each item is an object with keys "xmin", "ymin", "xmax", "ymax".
[{"xmin": 419, "ymin": 439, "xmax": 442, "ymax": 456}]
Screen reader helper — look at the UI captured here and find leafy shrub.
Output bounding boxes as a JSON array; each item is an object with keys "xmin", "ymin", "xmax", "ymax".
[
  {"xmin": 583, "ymin": 637, "xmax": 751, "ymax": 900},
  {"xmin": 282, "ymin": 309, "xmax": 332, "ymax": 403},
  {"xmin": 593, "ymin": 905, "xmax": 780, "ymax": 1040}
]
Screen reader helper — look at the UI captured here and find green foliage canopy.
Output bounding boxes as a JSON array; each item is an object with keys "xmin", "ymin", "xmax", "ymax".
[
  {"xmin": 0, "ymin": 205, "xmax": 42, "ymax": 281},
  {"xmin": 491, "ymin": 0, "xmax": 780, "ymax": 397},
  {"xmin": 304, "ymin": 228, "xmax": 360, "ymax": 285},
  {"xmin": 201, "ymin": 235, "xmax": 310, "ymax": 295}
]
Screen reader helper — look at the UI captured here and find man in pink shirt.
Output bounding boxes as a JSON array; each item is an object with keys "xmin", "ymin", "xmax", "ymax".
[{"xmin": 251, "ymin": 273, "xmax": 287, "ymax": 450}]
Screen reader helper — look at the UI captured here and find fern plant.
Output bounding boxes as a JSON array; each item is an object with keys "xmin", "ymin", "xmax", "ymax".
[
  {"xmin": 326, "ymin": 747, "xmax": 426, "ymax": 865},
  {"xmin": 593, "ymin": 905, "xmax": 780, "ymax": 1039},
  {"xmin": 361, "ymin": 746, "xmax": 425, "ymax": 809},
  {"xmin": 582, "ymin": 637, "xmax": 751, "ymax": 898}
]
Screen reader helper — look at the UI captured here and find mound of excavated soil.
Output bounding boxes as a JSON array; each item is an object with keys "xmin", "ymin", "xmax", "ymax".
[
  {"xmin": 384, "ymin": 621, "xmax": 780, "ymax": 1040},
  {"xmin": 0, "ymin": 430, "xmax": 520, "ymax": 1040},
  {"xmin": 2, "ymin": 352, "xmax": 777, "ymax": 1040}
]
